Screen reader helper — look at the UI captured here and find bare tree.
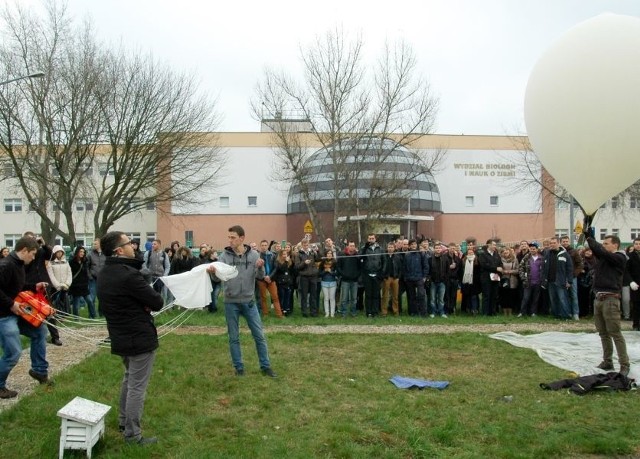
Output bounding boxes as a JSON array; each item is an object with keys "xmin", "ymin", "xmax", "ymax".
[
  {"xmin": 90, "ymin": 49, "xmax": 224, "ymax": 237},
  {"xmin": 253, "ymin": 29, "xmax": 443, "ymax": 242},
  {"xmin": 0, "ymin": 0, "xmax": 224, "ymax": 243}
]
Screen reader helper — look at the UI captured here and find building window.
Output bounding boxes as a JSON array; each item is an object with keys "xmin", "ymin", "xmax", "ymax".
[
  {"xmin": 4, "ymin": 234, "xmax": 22, "ymax": 247},
  {"xmin": 631, "ymin": 197, "xmax": 639, "ymax": 209},
  {"xmin": 611, "ymin": 197, "xmax": 619, "ymax": 209},
  {"xmin": 74, "ymin": 233, "xmax": 94, "ymax": 248},
  {"xmin": 2, "ymin": 162, "xmax": 15, "ymax": 179},
  {"xmin": 145, "ymin": 201, "xmax": 156, "ymax": 211},
  {"xmin": 612, "ymin": 228, "xmax": 619, "ymax": 237},
  {"xmin": 220, "ymin": 196, "xmax": 230, "ymax": 207},
  {"xmin": 600, "ymin": 228, "xmax": 607, "ymax": 240},
  {"xmin": 248, "ymin": 196, "xmax": 257, "ymax": 207},
  {"xmin": 489, "ymin": 196, "xmax": 499, "ymax": 207},
  {"xmin": 98, "ymin": 162, "xmax": 114, "ymax": 176},
  {"xmin": 75, "ymin": 199, "xmax": 94, "ymax": 211},
  {"xmin": 146, "ymin": 233, "xmax": 156, "ymax": 245},
  {"xmin": 555, "ymin": 229, "xmax": 569, "ymax": 238},
  {"xmin": 4, "ymin": 198, "xmax": 22, "ymax": 212},
  {"xmin": 465, "ymin": 196, "xmax": 474, "ymax": 207},
  {"xmin": 555, "ymin": 199, "xmax": 569, "ymax": 209},
  {"xmin": 631, "ymin": 229, "xmax": 640, "ymax": 240}
]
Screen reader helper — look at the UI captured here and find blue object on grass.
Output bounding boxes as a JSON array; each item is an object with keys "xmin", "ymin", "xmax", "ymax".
[{"xmin": 390, "ymin": 375, "xmax": 450, "ymax": 390}]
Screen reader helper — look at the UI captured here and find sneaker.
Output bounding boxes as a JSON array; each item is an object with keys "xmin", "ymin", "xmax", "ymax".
[
  {"xmin": 429, "ymin": 314, "xmax": 435, "ymax": 318},
  {"xmin": 441, "ymin": 314, "xmax": 448, "ymax": 318},
  {"xmin": 235, "ymin": 369, "xmax": 245, "ymax": 377},
  {"xmin": 125, "ymin": 436, "xmax": 158, "ymax": 445},
  {"xmin": 51, "ymin": 338, "xmax": 62, "ymax": 346},
  {"xmin": 573, "ymin": 314, "xmax": 579, "ymax": 321},
  {"xmin": 596, "ymin": 361, "xmax": 614, "ymax": 371},
  {"xmin": 28, "ymin": 369, "xmax": 51, "ymax": 385},
  {"xmin": 531, "ymin": 313, "xmax": 536, "ymax": 317},
  {"xmin": 261, "ymin": 368, "xmax": 278, "ymax": 378},
  {"xmin": 620, "ymin": 365, "xmax": 630, "ymax": 377},
  {"xmin": 517, "ymin": 313, "xmax": 523, "ymax": 318},
  {"xmin": 0, "ymin": 387, "xmax": 18, "ymax": 399}
]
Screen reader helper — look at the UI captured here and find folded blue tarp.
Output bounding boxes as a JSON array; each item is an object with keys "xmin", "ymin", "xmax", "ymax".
[{"xmin": 389, "ymin": 375, "xmax": 450, "ymax": 390}]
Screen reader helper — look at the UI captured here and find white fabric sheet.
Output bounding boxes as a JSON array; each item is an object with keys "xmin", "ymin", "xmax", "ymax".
[
  {"xmin": 159, "ymin": 262, "xmax": 237, "ymax": 309},
  {"xmin": 490, "ymin": 331, "xmax": 640, "ymax": 380}
]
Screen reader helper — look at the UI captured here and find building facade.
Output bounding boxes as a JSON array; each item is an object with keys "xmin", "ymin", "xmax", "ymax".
[{"xmin": 4, "ymin": 132, "xmax": 636, "ymax": 251}]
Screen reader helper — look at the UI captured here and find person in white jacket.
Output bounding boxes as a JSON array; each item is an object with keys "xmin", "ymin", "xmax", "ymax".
[{"xmin": 46, "ymin": 245, "xmax": 72, "ymax": 313}]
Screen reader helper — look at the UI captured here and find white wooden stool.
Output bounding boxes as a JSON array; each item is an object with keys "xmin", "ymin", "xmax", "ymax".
[{"xmin": 57, "ymin": 397, "xmax": 111, "ymax": 459}]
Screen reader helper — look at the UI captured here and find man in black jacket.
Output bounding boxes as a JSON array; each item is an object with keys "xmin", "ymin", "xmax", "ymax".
[
  {"xmin": 337, "ymin": 241, "xmax": 360, "ymax": 317},
  {"xmin": 97, "ymin": 231, "xmax": 164, "ymax": 445},
  {"xmin": 360, "ymin": 234, "xmax": 386, "ymax": 318},
  {"xmin": 584, "ymin": 229, "xmax": 629, "ymax": 376},
  {"xmin": 0, "ymin": 237, "xmax": 50, "ymax": 399},
  {"xmin": 479, "ymin": 239, "xmax": 503, "ymax": 316}
]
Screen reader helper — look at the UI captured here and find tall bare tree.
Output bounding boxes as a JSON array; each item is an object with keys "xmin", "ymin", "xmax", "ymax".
[
  {"xmin": 252, "ymin": 29, "xmax": 444, "ymax": 242},
  {"xmin": 0, "ymin": 0, "xmax": 224, "ymax": 243}
]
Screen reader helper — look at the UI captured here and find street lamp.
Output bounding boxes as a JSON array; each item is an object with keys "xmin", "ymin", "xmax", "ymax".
[{"xmin": 0, "ymin": 71, "xmax": 45, "ymax": 86}]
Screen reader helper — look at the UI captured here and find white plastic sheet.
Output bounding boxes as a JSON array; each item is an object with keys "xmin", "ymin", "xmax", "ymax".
[
  {"xmin": 490, "ymin": 331, "xmax": 640, "ymax": 380},
  {"xmin": 159, "ymin": 262, "xmax": 237, "ymax": 309}
]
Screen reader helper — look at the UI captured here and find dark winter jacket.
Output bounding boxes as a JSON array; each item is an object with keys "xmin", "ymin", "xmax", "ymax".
[
  {"xmin": 541, "ymin": 372, "xmax": 634, "ymax": 395},
  {"xmin": 543, "ymin": 247, "xmax": 573, "ymax": 287},
  {"xmin": 403, "ymin": 251, "xmax": 429, "ymax": 282},
  {"xmin": 478, "ymin": 249, "xmax": 502, "ymax": 281},
  {"xmin": 586, "ymin": 236, "xmax": 626, "ymax": 294},
  {"xmin": 382, "ymin": 252, "xmax": 404, "ymax": 279},
  {"xmin": 25, "ymin": 245, "xmax": 52, "ymax": 285},
  {"xmin": 627, "ymin": 251, "xmax": 640, "ymax": 301},
  {"xmin": 336, "ymin": 251, "xmax": 361, "ymax": 282},
  {"xmin": 169, "ymin": 256, "xmax": 197, "ymax": 275},
  {"xmin": 0, "ymin": 252, "xmax": 37, "ymax": 318},
  {"xmin": 273, "ymin": 260, "xmax": 294, "ymax": 287},
  {"xmin": 360, "ymin": 243, "xmax": 386, "ymax": 276},
  {"xmin": 69, "ymin": 258, "xmax": 90, "ymax": 297},
  {"xmin": 97, "ymin": 256, "xmax": 164, "ymax": 356},
  {"xmin": 429, "ymin": 253, "xmax": 451, "ymax": 283},
  {"xmin": 296, "ymin": 249, "xmax": 320, "ymax": 278}
]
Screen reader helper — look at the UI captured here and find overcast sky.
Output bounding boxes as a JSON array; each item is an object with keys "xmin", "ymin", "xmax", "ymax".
[{"xmin": 12, "ymin": 0, "xmax": 640, "ymax": 135}]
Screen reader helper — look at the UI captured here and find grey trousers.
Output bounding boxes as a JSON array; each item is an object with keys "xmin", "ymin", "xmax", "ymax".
[{"xmin": 119, "ymin": 350, "xmax": 156, "ymax": 441}]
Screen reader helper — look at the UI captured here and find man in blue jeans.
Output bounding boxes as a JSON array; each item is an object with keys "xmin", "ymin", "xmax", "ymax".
[
  {"xmin": 0, "ymin": 236, "xmax": 50, "ymax": 399},
  {"xmin": 208, "ymin": 225, "xmax": 277, "ymax": 377}
]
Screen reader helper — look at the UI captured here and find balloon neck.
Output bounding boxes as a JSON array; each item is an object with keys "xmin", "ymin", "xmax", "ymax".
[{"xmin": 584, "ymin": 214, "xmax": 594, "ymax": 227}]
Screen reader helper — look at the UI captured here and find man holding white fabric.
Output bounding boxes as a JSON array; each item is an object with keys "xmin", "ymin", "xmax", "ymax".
[{"xmin": 207, "ymin": 225, "xmax": 277, "ymax": 378}]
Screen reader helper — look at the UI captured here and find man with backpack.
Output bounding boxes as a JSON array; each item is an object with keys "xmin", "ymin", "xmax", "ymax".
[{"xmin": 143, "ymin": 239, "xmax": 170, "ymax": 296}]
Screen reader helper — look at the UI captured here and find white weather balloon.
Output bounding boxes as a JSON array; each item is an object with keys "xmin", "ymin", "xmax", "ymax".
[{"xmin": 525, "ymin": 13, "xmax": 640, "ymax": 217}]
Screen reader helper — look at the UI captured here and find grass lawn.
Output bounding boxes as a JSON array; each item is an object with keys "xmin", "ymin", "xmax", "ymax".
[{"xmin": 1, "ymin": 322, "xmax": 639, "ymax": 458}]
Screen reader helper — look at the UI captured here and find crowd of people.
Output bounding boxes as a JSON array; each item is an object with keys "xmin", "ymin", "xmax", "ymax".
[{"xmin": 204, "ymin": 234, "xmax": 638, "ymax": 326}]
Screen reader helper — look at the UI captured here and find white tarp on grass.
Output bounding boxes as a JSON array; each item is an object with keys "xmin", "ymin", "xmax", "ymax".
[{"xmin": 489, "ymin": 331, "xmax": 640, "ymax": 380}]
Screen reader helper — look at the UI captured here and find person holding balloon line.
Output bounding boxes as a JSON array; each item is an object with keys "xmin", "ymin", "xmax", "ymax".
[{"xmin": 583, "ymin": 226, "xmax": 630, "ymax": 376}]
